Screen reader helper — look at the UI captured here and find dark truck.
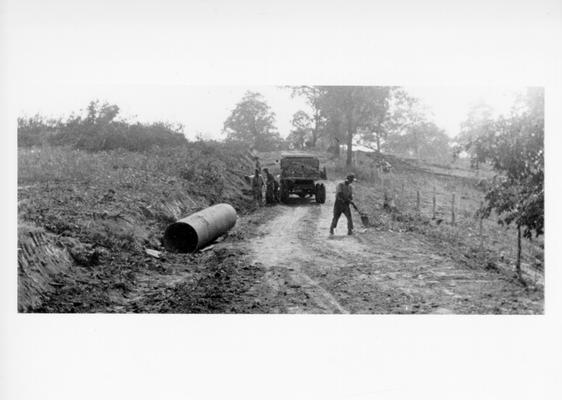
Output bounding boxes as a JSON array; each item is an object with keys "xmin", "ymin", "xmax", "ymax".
[{"xmin": 279, "ymin": 152, "xmax": 327, "ymax": 204}]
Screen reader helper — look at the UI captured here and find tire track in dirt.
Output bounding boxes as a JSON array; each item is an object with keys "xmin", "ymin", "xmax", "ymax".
[
  {"xmin": 248, "ymin": 181, "xmax": 542, "ymax": 314},
  {"xmin": 251, "ymin": 202, "xmax": 348, "ymax": 314}
]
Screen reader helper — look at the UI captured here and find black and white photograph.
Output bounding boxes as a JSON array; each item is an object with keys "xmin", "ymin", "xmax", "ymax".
[
  {"xmin": 16, "ymin": 85, "xmax": 545, "ymax": 314},
  {"xmin": 2, "ymin": 1, "xmax": 561, "ymax": 399}
]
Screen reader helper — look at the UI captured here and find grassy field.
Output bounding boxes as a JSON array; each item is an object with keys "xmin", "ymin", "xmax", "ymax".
[
  {"xmin": 17, "ymin": 143, "xmax": 257, "ymax": 311},
  {"xmin": 344, "ymin": 152, "xmax": 544, "ymax": 286}
]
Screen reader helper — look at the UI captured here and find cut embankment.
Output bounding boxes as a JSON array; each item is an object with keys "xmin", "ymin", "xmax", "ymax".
[
  {"xmin": 18, "ymin": 223, "xmax": 74, "ymax": 311},
  {"xmin": 18, "ymin": 144, "xmax": 258, "ymax": 312}
]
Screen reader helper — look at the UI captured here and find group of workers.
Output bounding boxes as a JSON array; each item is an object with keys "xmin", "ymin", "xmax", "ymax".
[
  {"xmin": 251, "ymin": 168, "xmax": 279, "ymax": 206},
  {"xmin": 251, "ymin": 165, "xmax": 357, "ymax": 236}
]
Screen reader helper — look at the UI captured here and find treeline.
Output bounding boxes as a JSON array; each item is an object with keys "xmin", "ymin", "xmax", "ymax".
[
  {"xmin": 223, "ymin": 87, "xmax": 452, "ymax": 165},
  {"xmin": 18, "ymin": 100, "xmax": 187, "ymax": 152}
]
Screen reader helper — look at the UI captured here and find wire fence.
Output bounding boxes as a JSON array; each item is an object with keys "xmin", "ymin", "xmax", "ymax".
[{"xmin": 332, "ymin": 160, "xmax": 544, "ymax": 284}]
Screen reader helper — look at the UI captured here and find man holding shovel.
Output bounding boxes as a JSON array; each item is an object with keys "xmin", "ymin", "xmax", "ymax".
[{"xmin": 330, "ymin": 174, "xmax": 356, "ymax": 235}]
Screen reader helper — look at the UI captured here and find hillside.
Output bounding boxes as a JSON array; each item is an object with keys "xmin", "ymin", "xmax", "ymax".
[
  {"xmin": 17, "ymin": 143, "xmax": 257, "ymax": 312},
  {"xmin": 17, "ymin": 147, "xmax": 543, "ymax": 313},
  {"xmin": 349, "ymin": 151, "xmax": 543, "ymax": 287}
]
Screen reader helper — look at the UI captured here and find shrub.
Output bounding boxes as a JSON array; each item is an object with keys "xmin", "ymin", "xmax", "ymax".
[
  {"xmin": 17, "ymin": 115, "xmax": 59, "ymax": 147},
  {"xmin": 21, "ymin": 100, "xmax": 188, "ymax": 152}
]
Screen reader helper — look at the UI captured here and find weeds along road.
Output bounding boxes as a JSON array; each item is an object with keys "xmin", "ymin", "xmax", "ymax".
[
  {"xmin": 243, "ymin": 181, "xmax": 542, "ymax": 314},
  {"xmin": 28, "ymin": 179, "xmax": 541, "ymax": 314}
]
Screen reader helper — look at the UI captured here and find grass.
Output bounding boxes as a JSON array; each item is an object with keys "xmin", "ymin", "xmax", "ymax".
[
  {"xmin": 337, "ymin": 151, "xmax": 544, "ymax": 285},
  {"xmin": 257, "ymin": 149, "xmax": 543, "ymax": 284},
  {"xmin": 18, "ymin": 142, "xmax": 259, "ymax": 311},
  {"xmin": 18, "ymin": 143, "xmax": 257, "ymax": 260},
  {"xmin": 18, "ymin": 144, "xmax": 544, "ymax": 312}
]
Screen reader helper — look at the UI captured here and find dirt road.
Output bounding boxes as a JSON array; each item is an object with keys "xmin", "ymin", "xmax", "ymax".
[
  {"xmin": 30, "ymin": 179, "xmax": 542, "ymax": 314},
  {"xmin": 246, "ymin": 181, "xmax": 542, "ymax": 314}
]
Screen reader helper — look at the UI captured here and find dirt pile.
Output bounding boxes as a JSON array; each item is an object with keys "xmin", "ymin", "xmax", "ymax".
[
  {"xmin": 18, "ymin": 223, "xmax": 75, "ymax": 311},
  {"xmin": 18, "ymin": 142, "xmax": 258, "ymax": 312},
  {"xmin": 137, "ymin": 247, "xmax": 269, "ymax": 313}
]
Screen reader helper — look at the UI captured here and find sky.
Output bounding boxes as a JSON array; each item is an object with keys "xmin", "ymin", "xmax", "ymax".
[
  {"xmin": 4, "ymin": 0, "xmax": 556, "ymax": 141},
  {"xmin": 15, "ymin": 84, "xmax": 521, "ymax": 140},
  {"xmin": 404, "ymin": 86, "xmax": 520, "ymax": 136}
]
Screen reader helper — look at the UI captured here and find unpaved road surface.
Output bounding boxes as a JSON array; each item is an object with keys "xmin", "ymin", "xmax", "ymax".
[
  {"xmin": 30, "ymin": 180, "xmax": 542, "ymax": 314},
  {"xmin": 245, "ymin": 181, "xmax": 542, "ymax": 314}
]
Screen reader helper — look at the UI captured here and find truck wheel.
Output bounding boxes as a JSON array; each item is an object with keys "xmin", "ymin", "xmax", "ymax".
[
  {"xmin": 315, "ymin": 183, "xmax": 326, "ymax": 204},
  {"xmin": 280, "ymin": 182, "xmax": 289, "ymax": 203}
]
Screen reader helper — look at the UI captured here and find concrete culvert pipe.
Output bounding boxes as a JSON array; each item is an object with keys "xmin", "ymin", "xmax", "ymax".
[{"xmin": 163, "ymin": 203, "xmax": 237, "ymax": 253}]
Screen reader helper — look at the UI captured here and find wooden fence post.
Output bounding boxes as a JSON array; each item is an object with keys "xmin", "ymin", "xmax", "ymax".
[
  {"xmin": 451, "ymin": 193, "xmax": 456, "ymax": 225},
  {"xmin": 479, "ymin": 201, "xmax": 484, "ymax": 250},
  {"xmin": 383, "ymin": 187, "xmax": 388, "ymax": 207},
  {"xmin": 516, "ymin": 225, "xmax": 522, "ymax": 279},
  {"xmin": 432, "ymin": 187, "xmax": 436, "ymax": 219}
]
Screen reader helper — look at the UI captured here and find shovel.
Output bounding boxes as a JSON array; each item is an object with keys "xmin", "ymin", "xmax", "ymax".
[{"xmin": 350, "ymin": 201, "xmax": 370, "ymax": 227}]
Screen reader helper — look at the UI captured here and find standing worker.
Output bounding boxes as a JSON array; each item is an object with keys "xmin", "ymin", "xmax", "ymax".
[
  {"xmin": 263, "ymin": 168, "xmax": 278, "ymax": 205},
  {"xmin": 254, "ymin": 155, "xmax": 261, "ymax": 173},
  {"xmin": 252, "ymin": 168, "xmax": 264, "ymax": 206},
  {"xmin": 330, "ymin": 174, "xmax": 355, "ymax": 235},
  {"xmin": 273, "ymin": 176, "xmax": 280, "ymax": 202}
]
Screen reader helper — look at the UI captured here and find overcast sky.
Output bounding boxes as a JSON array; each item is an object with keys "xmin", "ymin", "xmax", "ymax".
[
  {"xmin": 15, "ymin": 84, "xmax": 521, "ymax": 140},
  {"xmin": 4, "ymin": 0, "xmax": 555, "ymax": 141}
]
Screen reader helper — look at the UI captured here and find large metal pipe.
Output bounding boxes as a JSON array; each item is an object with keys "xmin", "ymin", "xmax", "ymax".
[{"xmin": 163, "ymin": 203, "xmax": 237, "ymax": 253}]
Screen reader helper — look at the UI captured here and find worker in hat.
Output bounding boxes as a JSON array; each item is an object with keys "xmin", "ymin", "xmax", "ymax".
[{"xmin": 330, "ymin": 174, "xmax": 356, "ymax": 235}]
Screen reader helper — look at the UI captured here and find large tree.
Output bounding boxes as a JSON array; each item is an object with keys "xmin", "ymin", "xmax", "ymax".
[
  {"xmin": 384, "ymin": 120, "xmax": 451, "ymax": 162},
  {"xmin": 386, "ymin": 89, "xmax": 425, "ymax": 148},
  {"xmin": 289, "ymin": 86, "xmax": 326, "ymax": 148},
  {"xmin": 357, "ymin": 87, "xmax": 431, "ymax": 153},
  {"xmin": 458, "ymin": 101, "xmax": 496, "ymax": 170},
  {"xmin": 317, "ymin": 86, "xmax": 390, "ymax": 166},
  {"xmin": 357, "ymin": 86, "xmax": 407, "ymax": 152},
  {"xmin": 223, "ymin": 91, "xmax": 282, "ymax": 151},
  {"xmin": 286, "ymin": 110, "xmax": 313, "ymax": 149},
  {"xmin": 358, "ymin": 88, "xmax": 452, "ymax": 161},
  {"xmin": 472, "ymin": 88, "xmax": 544, "ymax": 280}
]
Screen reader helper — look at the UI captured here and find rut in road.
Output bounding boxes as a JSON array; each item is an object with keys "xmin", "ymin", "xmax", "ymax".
[
  {"xmin": 252, "ymin": 201, "xmax": 349, "ymax": 314},
  {"xmin": 251, "ymin": 181, "xmax": 384, "ymax": 313},
  {"xmin": 249, "ymin": 181, "xmax": 541, "ymax": 314}
]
